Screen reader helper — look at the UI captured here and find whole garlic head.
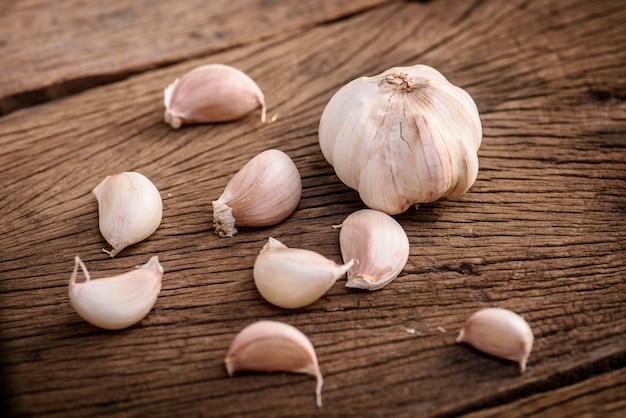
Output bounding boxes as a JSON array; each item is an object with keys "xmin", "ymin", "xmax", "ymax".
[
  {"xmin": 93, "ymin": 172, "xmax": 163, "ymax": 257},
  {"xmin": 318, "ymin": 64, "xmax": 482, "ymax": 215}
]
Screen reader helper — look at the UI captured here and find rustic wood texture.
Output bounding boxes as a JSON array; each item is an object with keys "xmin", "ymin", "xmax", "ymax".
[
  {"xmin": 463, "ymin": 368, "xmax": 626, "ymax": 417},
  {"xmin": 1, "ymin": 0, "xmax": 625, "ymax": 417},
  {"xmin": 0, "ymin": 0, "xmax": 389, "ymax": 115}
]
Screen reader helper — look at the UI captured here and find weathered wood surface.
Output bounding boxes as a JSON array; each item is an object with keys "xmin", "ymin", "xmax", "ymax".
[
  {"xmin": 1, "ymin": 0, "xmax": 625, "ymax": 417},
  {"xmin": 0, "ymin": 0, "xmax": 388, "ymax": 115},
  {"xmin": 463, "ymin": 368, "xmax": 626, "ymax": 418}
]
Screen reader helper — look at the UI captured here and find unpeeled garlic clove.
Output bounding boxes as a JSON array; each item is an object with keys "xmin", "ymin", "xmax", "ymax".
[
  {"xmin": 225, "ymin": 320, "xmax": 324, "ymax": 407},
  {"xmin": 253, "ymin": 237, "xmax": 353, "ymax": 309},
  {"xmin": 457, "ymin": 307, "xmax": 534, "ymax": 373},
  {"xmin": 212, "ymin": 149, "xmax": 301, "ymax": 237},
  {"xmin": 164, "ymin": 64, "xmax": 266, "ymax": 129},
  {"xmin": 68, "ymin": 256, "xmax": 163, "ymax": 330},
  {"xmin": 337, "ymin": 209, "xmax": 409, "ymax": 291},
  {"xmin": 93, "ymin": 172, "xmax": 163, "ymax": 257},
  {"xmin": 318, "ymin": 64, "xmax": 482, "ymax": 215}
]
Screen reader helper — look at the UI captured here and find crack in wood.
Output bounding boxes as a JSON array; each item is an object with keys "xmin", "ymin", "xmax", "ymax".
[{"xmin": 431, "ymin": 350, "xmax": 626, "ymax": 418}]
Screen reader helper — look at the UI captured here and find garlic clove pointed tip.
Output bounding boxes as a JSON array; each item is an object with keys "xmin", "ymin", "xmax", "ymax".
[
  {"xmin": 455, "ymin": 328, "xmax": 466, "ymax": 344},
  {"xmin": 315, "ymin": 374, "xmax": 323, "ymax": 407},
  {"xmin": 103, "ymin": 247, "xmax": 121, "ymax": 258},
  {"xmin": 261, "ymin": 236, "xmax": 287, "ymax": 252},
  {"xmin": 519, "ymin": 358, "xmax": 528, "ymax": 374},
  {"xmin": 225, "ymin": 357, "xmax": 235, "ymax": 377},
  {"xmin": 260, "ymin": 102, "xmax": 267, "ymax": 124},
  {"xmin": 338, "ymin": 258, "xmax": 355, "ymax": 276},
  {"xmin": 141, "ymin": 256, "xmax": 164, "ymax": 274}
]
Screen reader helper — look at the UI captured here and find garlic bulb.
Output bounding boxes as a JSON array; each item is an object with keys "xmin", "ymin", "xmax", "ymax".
[
  {"xmin": 212, "ymin": 149, "xmax": 301, "ymax": 237},
  {"xmin": 225, "ymin": 320, "xmax": 324, "ymax": 407},
  {"xmin": 337, "ymin": 209, "xmax": 409, "ymax": 291},
  {"xmin": 164, "ymin": 64, "xmax": 266, "ymax": 129},
  {"xmin": 253, "ymin": 237, "xmax": 353, "ymax": 309},
  {"xmin": 318, "ymin": 64, "xmax": 482, "ymax": 215},
  {"xmin": 68, "ymin": 256, "xmax": 163, "ymax": 330},
  {"xmin": 457, "ymin": 307, "xmax": 534, "ymax": 373},
  {"xmin": 93, "ymin": 172, "xmax": 163, "ymax": 257}
]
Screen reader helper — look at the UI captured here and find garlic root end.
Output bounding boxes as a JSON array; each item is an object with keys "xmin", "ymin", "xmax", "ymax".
[
  {"xmin": 164, "ymin": 109, "xmax": 183, "ymax": 129},
  {"xmin": 212, "ymin": 200, "xmax": 237, "ymax": 237},
  {"xmin": 345, "ymin": 274, "xmax": 379, "ymax": 291}
]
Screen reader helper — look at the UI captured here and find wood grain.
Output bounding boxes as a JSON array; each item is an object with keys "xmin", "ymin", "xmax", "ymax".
[
  {"xmin": 0, "ymin": 0, "xmax": 391, "ymax": 115},
  {"xmin": 1, "ymin": 0, "xmax": 625, "ymax": 417},
  {"xmin": 461, "ymin": 368, "xmax": 626, "ymax": 417}
]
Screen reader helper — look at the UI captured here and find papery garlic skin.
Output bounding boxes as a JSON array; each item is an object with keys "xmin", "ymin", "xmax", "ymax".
[
  {"xmin": 338, "ymin": 209, "xmax": 409, "ymax": 291},
  {"xmin": 93, "ymin": 172, "xmax": 163, "ymax": 257},
  {"xmin": 164, "ymin": 64, "xmax": 266, "ymax": 128},
  {"xmin": 253, "ymin": 237, "xmax": 353, "ymax": 309},
  {"xmin": 318, "ymin": 64, "xmax": 482, "ymax": 215},
  {"xmin": 212, "ymin": 149, "xmax": 301, "ymax": 237},
  {"xmin": 457, "ymin": 307, "xmax": 534, "ymax": 373},
  {"xmin": 68, "ymin": 256, "xmax": 163, "ymax": 330},
  {"xmin": 225, "ymin": 320, "xmax": 324, "ymax": 407}
]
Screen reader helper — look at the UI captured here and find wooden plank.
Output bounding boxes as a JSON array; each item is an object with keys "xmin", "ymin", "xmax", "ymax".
[
  {"xmin": 460, "ymin": 368, "xmax": 626, "ymax": 418},
  {"xmin": 1, "ymin": 0, "xmax": 625, "ymax": 416},
  {"xmin": 0, "ymin": 0, "xmax": 391, "ymax": 115}
]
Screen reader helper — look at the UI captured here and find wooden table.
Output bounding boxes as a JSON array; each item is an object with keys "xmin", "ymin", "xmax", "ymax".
[{"xmin": 1, "ymin": 0, "xmax": 625, "ymax": 416}]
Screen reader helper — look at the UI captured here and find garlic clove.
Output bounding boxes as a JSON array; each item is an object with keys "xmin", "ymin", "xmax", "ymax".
[
  {"xmin": 92, "ymin": 172, "xmax": 163, "ymax": 257},
  {"xmin": 68, "ymin": 256, "xmax": 163, "ymax": 330},
  {"xmin": 164, "ymin": 64, "xmax": 266, "ymax": 129},
  {"xmin": 212, "ymin": 149, "xmax": 302, "ymax": 237},
  {"xmin": 225, "ymin": 320, "xmax": 324, "ymax": 407},
  {"xmin": 457, "ymin": 307, "xmax": 534, "ymax": 373},
  {"xmin": 337, "ymin": 209, "xmax": 409, "ymax": 291},
  {"xmin": 318, "ymin": 64, "xmax": 482, "ymax": 215},
  {"xmin": 253, "ymin": 237, "xmax": 353, "ymax": 309}
]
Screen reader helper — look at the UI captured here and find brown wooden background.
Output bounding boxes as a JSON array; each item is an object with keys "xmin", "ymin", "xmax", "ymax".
[{"xmin": 1, "ymin": 0, "xmax": 625, "ymax": 417}]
